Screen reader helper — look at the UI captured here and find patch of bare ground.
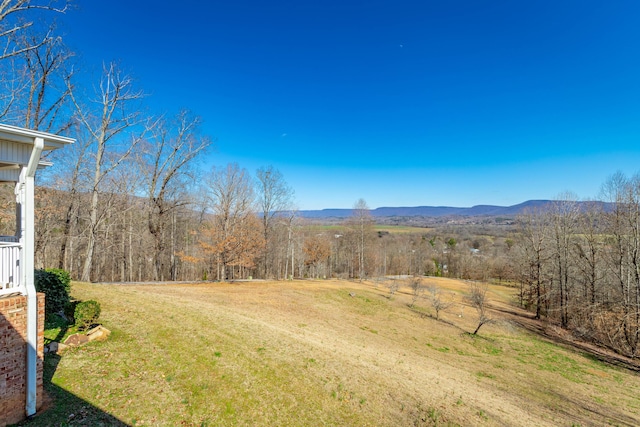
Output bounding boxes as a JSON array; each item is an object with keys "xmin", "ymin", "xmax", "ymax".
[{"xmin": 46, "ymin": 278, "xmax": 640, "ymax": 426}]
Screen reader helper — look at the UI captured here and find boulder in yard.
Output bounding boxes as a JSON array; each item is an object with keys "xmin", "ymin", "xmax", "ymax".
[
  {"xmin": 64, "ymin": 333, "xmax": 90, "ymax": 346},
  {"xmin": 86, "ymin": 325, "xmax": 111, "ymax": 342}
]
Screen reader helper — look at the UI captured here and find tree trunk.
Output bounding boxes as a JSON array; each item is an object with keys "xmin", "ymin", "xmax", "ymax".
[{"xmin": 81, "ymin": 187, "xmax": 99, "ymax": 282}]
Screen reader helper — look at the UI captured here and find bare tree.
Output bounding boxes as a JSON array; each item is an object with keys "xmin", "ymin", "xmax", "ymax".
[
  {"xmin": 386, "ymin": 279, "xmax": 399, "ymax": 296},
  {"xmin": 68, "ymin": 62, "xmax": 148, "ymax": 282},
  {"xmin": 18, "ymin": 32, "xmax": 72, "ymax": 132},
  {"xmin": 408, "ymin": 275, "xmax": 424, "ymax": 308},
  {"xmin": 574, "ymin": 201, "xmax": 604, "ymax": 308},
  {"xmin": 0, "ymin": 0, "xmax": 69, "ymax": 61},
  {"xmin": 0, "ymin": 1, "xmax": 70, "ymax": 121},
  {"xmin": 425, "ymin": 282, "xmax": 455, "ymax": 320},
  {"xmin": 516, "ymin": 209, "xmax": 551, "ymax": 319},
  {"xmin": 0, "ymin": 2, "xmax": 73, "ymax": 128},
  {"xmin": 256, "ymin": 166, "xmax": 293, "ymax": 278},
  {"xmin": 142, "ymin": 111, "xmax": 212, "ymax": 281},
  {"xmin": 33, "ymin": 186, "xmax": 63, "ymax": 268},
  {"xmin": 348, "ymin": 198, "xmax": 374, "ymax": 281},
  {"xmin": 549, "ymin": 193, "xmax": 579, "ymax": 328},
  {"xmin": 281, "ymin": 209, "xmax": 299, "ymax": 279},
  {"xmin": 203, "ymin": 163, "xmax": 263, "ymax": 280},
  {"xmin": 467, "ymin": 282, "xmax": 492, "ymax": 335}
]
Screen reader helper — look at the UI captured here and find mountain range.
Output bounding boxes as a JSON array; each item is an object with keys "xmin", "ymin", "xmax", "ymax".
[{"xmin": 298, "ymin": 200, "xmax": 612, "ymax": 219}]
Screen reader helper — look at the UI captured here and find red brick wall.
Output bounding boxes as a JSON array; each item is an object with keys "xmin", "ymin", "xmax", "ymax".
[{"xmin": 0, "ymin": 293, "xmax": 44, "ymax": 427}]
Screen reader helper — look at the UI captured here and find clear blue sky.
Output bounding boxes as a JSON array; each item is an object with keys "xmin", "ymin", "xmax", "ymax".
[{"xmin": 60, "ymin": 1, "xmax": 640, "ymax": 210}]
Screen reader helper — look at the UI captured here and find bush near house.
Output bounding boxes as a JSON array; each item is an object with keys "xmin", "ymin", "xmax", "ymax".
[
  {"xmin": 46, "ymin": 268, "xmax": 71, "ymax": 290},
  {"xmin": 74, "ymin": 300, "xmax": 101, "ymax": 330},
  {"xmin": 34, "ymin": 268, "xmax": 71, "ymax": 317}
]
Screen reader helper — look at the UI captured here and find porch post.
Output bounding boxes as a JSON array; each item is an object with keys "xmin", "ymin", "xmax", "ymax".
[{"xmin": 21, "ymin": 136, "xmax": 43, "ymax": 416}]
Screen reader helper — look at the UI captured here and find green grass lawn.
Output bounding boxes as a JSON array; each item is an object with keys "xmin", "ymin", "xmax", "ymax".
[{"xmin": 20, "ymin": 279, "xmax": 640, "ymax": 427}]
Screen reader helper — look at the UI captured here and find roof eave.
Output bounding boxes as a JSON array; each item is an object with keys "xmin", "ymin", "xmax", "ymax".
[{"xmin": 0, "ymin": 123, "xmax": 75, "ymax": 150}]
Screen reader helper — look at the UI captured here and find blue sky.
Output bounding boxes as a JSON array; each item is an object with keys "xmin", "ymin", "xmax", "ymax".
[{"xmin": 60, "ymin": 1, "xmax": 640, "ymax": 209}]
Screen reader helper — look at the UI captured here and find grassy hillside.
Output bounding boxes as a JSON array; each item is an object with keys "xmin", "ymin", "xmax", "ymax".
[{"xmin": 25, "ymin": 278, "xmax": 640, "ymax": 426}]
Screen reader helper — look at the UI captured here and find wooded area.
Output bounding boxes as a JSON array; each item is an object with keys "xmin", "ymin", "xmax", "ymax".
[{"xmin": 515, "ymin": 179, "xmax": 640, "ymax": 358}]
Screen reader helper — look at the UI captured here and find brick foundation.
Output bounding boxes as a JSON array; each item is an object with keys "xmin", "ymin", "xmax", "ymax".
[{"xmin": 0, "ymin": 293, "xmax": 44, "ymax": 427}]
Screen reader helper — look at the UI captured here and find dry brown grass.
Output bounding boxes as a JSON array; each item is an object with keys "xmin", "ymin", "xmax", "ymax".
[{"xmin": 34, "ymin": 277, "xmax": 640, "ymax": 426}]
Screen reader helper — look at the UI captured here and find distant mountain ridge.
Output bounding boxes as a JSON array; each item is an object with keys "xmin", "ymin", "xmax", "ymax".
[{"xmin": 299, "ymin": 200, "xmax": 611, "ymax": 219}]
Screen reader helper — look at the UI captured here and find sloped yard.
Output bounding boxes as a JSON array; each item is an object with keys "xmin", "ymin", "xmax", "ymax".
[{"xmin": 25, "ymin": 278, "xmax": 640, "ymax": 426}]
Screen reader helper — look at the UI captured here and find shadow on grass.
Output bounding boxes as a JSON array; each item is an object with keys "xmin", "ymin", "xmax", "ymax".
[
  {"xmin": 493, "ymin": 305, "xmax": 640, "ymax": 373},
  {"xmin": 43, "ymin": 313, "xmax": 70, "ymax": 346},
  {"xmin": 15, "ymin": 348, "xmax": 130, "ymax": 426}
]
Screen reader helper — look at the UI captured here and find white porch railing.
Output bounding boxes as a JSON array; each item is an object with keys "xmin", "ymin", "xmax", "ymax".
[{"xmin": 0, "ymin": 238, "xmax": 22, "ymax": 296}]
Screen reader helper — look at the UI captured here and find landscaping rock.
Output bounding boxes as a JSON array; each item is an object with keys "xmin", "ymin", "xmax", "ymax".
[
  {"xmin": 55, "ymin": 325, "xmax": 110, "ymax": 350},
  {"xmin": 64, "ymin": 333, "xmax": 90, "ymax": 346},
  {"xmin": 86, "ymin": 325, "xmax": 111, "ymax": 342}
]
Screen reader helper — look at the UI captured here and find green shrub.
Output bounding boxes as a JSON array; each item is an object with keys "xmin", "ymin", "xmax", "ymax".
[
  {"xmin": 34, "ymin": 268, "xmax": 71, "ymax": 316},
  {"xmin": 46, "ymin": 268, "xmax": 71, "ymax": 292},
  {"xmin": 74, "ymin": 300, "xmax": 101, "ymax": 330}
]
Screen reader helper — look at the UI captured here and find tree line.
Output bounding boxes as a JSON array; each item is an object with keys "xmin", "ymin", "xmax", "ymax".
[{"xmin": 514, "ymin": 174, "xmax": 640, "ymax": 358}]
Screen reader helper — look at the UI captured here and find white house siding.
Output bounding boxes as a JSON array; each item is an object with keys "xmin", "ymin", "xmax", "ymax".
[
  {"xmin": 0, "ymin": 140, "xmax": 31, "ymax": 165},
  {"xmin": 0, "ymin": 168, "xmax": 20, "ymax": 182}
]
